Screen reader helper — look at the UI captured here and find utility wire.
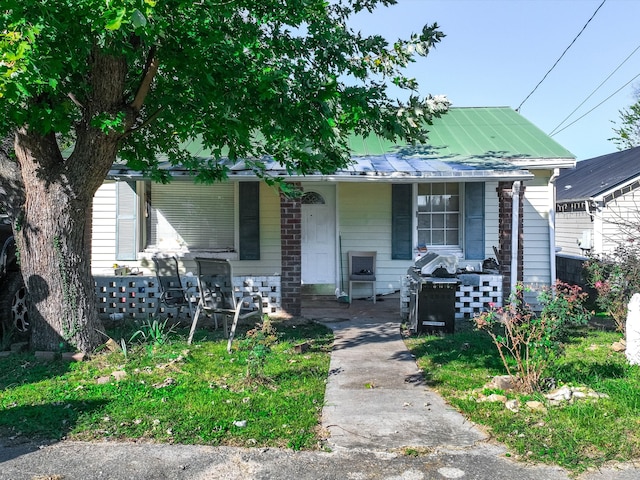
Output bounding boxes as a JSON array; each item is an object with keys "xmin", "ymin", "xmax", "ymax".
[
  {"xmin": 548, "ymin": 43, "xmax": 640, "ymax": 136},
  {"xmin": 549, "ymin": 71, "xmax": 640, "ymax": 137},
  {"xmin": 517, "ymin": 0, "xmax": 607, "ymax": 112}
]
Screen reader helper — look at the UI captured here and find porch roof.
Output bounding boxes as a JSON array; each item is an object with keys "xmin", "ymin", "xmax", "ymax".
[{"xmin": 108, "ymin": 107, "xmax": 573, "ymax": 182}]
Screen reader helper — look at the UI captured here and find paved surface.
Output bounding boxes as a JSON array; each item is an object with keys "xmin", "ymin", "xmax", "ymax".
[{"xmin": 0, "ymin": 296, "xmax": 638, "ymax": 479}]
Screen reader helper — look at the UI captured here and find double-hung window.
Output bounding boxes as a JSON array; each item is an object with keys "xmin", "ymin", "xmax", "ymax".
[{"xmin": 417, "ymin": 183, "xmax": 460, "ymax": 247}]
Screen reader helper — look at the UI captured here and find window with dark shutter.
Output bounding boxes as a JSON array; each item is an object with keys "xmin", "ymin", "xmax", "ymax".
[
  {"xmin": 464, "ymin": 182, "xmax": 485, "ymax": 260},
  {"xmin": 392, "ymin": 184, "xmax": 412, "ymax": 260},
  {"xmin": 239, "ymin": 182, "xmax": 260, "ymax": 260}
]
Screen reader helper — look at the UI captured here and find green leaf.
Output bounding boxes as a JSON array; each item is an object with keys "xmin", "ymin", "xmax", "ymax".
[
  {"xmin": 131, "ymin": 9, "xmax": 147, "ymax": 29},
  {"xmin": 104, "ymin": 7, "xmax": 126, "ymax": 31}
]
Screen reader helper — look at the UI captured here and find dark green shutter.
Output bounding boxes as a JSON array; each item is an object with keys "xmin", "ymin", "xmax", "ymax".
[
  {"xmin": 392, "ymin": 184, "xmax": 412, "ymax": 260},
  {"xmin": 464, "ymin": 182, "xmax": 485, "ymax": 260},
  {"xmin": 239, "ymin": 182, "xmax": 260, "ymax": 260},
  {"xmin": 116, "ymin": 181, "xmax": 138, "ymax": 261}
]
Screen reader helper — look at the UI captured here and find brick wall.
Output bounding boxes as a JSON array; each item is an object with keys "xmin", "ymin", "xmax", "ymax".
[
  {"xmin": 280, "ymin": 184, "xmax": 302, "ymax": 316},
  {"xmin": 496, "ymin": 181, "xmax": 525, "ymax": 298}
]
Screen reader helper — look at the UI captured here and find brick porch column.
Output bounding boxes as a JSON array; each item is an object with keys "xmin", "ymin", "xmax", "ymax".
[
  {"xmin": 280, "ymin": 184, "xmax": 302, "ymax": 316},
  {"xmin": 496, "ymin": 181, "xmax": 525, "ymax": 299}
]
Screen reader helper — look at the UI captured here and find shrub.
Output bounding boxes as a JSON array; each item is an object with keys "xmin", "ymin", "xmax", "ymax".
[
  {"xmin": 584, "ymin": 244, "xmax": 640, "ymax": 331},
  {"xmin": 474, "ymin": 281, "xmax": 591, "ymax": 393}
]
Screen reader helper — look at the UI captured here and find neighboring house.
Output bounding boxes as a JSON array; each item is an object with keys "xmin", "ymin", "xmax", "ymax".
[
  {"xmin": 91, "ymin": 107, "xmax": 575, "ymax": 320},
  {"xmin": 555, "ymin": 146, "xmax": 640, "ymax": 287}
]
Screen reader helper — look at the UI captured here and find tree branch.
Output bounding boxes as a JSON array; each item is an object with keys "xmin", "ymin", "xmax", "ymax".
[{"xmin": 131, "ymin": 46, "xmax": 159, "ymax": 111}]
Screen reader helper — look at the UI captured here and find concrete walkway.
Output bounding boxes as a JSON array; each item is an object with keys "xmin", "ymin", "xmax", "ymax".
[{"xmin": 320, "ymin": 317, "xmax": 484, "ymax": 450}]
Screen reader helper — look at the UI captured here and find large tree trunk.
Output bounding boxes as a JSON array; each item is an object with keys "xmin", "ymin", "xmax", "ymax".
[
  {"xmin": 12, "ymin": 128, "xmax": 112, "ymax": 352},
  {"xmin": 9, "ymin": 49, "xmax": 130, "ymax": 353}
]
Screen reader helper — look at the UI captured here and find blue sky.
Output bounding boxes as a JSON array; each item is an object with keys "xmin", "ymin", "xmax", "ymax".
[{"xmin": 349, "ymin": 0, "xmax": 640, "ymax": 161}]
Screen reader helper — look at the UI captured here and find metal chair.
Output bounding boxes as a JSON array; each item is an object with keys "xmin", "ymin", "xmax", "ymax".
[
  {"xmin": 187, "ymin": 257, "xmax": 263, "ymax": 353},
  {"xmin": 348, "ymin": 251, "xmax": 377, "ymax": 304},
  {"xmin": 152, "ymin": 256, "xmax": 195, "ymax": 320}
]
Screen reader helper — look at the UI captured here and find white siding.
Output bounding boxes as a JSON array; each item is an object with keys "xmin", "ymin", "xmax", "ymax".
[
  {"xmin": 91, "ymin": 181, "xmax": 118, "ymax": 273},
  {"xmin": 522, "ymin": 172, "xmax": 553, "ymax": 289},
  {"xmin": 338, "ymin": 183, "xmax": 400, "ymax": 296},
  {"xmin": 601, "ymin": 189, "xmax": 640, "ymax": 254},
  {"xmin": 555, "ymin": 210, "xmax": 592, "ymax": 257}
]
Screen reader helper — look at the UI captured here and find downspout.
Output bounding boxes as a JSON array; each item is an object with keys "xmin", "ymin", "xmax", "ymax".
[
  {"xmin": 549, "ymin": 169, "xmax": 560, "ymax": 287},
  {"xmin": 510, "ymin": 181, "xmax": 521, "ymax": 296}
]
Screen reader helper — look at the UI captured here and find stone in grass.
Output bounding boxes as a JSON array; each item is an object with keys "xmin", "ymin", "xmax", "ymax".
[
  {"xmin": 62, "ymin": 352, "xmax": 86, "ymax": 362},
  {"xmin": 525, "ymin": 401, "xmax": 547, "ymax": 413},
  {"xmin": 479, "ymin": 394, "xmax": 507, "ymax": 403},
  {"xmin": 505, "ymin": 399, "xmax": 519, "ymax": 412},
  {"xmin": 488, "ymin": 375, "xmax": 519, "ymax": 391}
]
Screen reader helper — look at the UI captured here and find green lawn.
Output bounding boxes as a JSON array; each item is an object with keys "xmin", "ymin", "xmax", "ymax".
[
  {"xmin": 404, "ymin": 318, "xmax": 640, "ymax": 473},
  {"xmin": 0, "ymin": 319, "xmax": 332, "ymax": 450}
]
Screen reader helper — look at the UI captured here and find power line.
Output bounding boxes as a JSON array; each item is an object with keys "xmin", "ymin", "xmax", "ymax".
[
  {"xmin": 548, "ymin": 43, "xmax": 640, "ymax": 136},
  {"xmin": 516, "ymin": 0, "xmax": 607, "ymax": 112},
  {"xmin": 549, "ymin": 72, "xmax": 640, "ymax": 137}
]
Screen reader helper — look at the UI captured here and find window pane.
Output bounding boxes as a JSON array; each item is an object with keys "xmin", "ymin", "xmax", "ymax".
[
  {"xmin": 446, "ymin": 183, "xmax": 459, "ymax": 194},
  {"xmin": 446, "ymin": 230, "xmax": 459, "ymax": 245},
  {"xmin": 446, "ymin": 195, "xmax": 459, "ymax": 211},
  {"xmin": 446, "ymin": 213, "xmax": 459, "ymax": 227},
  {"xmin": 432, "ymin": 214, "xmax": 444, "ymax": 228},
  {"xmin": 432, "ymin": 196, "xmax": 445, "ymax": 212},
  {"xmin": 417, "ymin": 215, "xmax": 431, "ymax": 228},
  {"xmin": 432, "ymin": 184, "xmax": 445, "ymax": 195},
  {"xmin": 432, "ymin": 231, "xmax": 445, "ymax": 245},
  {"xmin": 151, "ymin": 183, "xmax": 235, "ymax": 249},
  {"xmin": 418, "ymin": 231, "xmax": 430, "ymax": 245}
]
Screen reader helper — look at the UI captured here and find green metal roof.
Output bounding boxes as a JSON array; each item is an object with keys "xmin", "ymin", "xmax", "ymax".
[
  {"xmin": 109, "ymin": 107, "xmax": 575, "ymax": 182},
  {"xmin": 348, "ymin": 107, "xmax": 575, "ymax": 167}
]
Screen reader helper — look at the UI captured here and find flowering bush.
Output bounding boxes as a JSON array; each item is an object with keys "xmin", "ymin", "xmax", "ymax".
[
  {"xmin": 474, "ymin": 281, "xmax": 591, "ymax": 393},
  {"xmin": 584, "ymin": 245, "xmax": 640, "ymax": 331}
]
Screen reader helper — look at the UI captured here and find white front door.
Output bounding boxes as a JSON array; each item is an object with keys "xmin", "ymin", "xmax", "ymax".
[{"xmin": 301, "ymin": 185, "xmax": 336, "ymax": 285}]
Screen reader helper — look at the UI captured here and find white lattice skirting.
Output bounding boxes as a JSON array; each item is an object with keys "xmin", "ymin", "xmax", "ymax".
[
  {"xmin": 94, "ymin": 275, "xmax": 281, "ymax": 321},
  {"xmin": 400, "ymin": 273, "xmax": 503, "ymax": 321}
]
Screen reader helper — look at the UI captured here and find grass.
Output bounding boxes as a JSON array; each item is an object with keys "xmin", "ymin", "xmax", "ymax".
[
  {"xmin": 0, "ymin": 318, "xmax": 333, "ymax": 450},
  {"xmin": 404, "ymin": 317, "xmax": 640, "ymax": 473}
]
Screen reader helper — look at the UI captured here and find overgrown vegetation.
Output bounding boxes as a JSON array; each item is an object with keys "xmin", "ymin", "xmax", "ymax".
[
  {"xmin": 405, "ymin": 314, "xmax": 640, "ymax": 473},
  {"xmin": 474, "ymin": 282, "xmax": 591, "ymax": 392},
  {"xmin": 584, "ymin": 244, "xmax": 640, "ymax": 332},
  {"xmin": 0, "ymin": 319, "xmax": 332, "ymax": 450}
]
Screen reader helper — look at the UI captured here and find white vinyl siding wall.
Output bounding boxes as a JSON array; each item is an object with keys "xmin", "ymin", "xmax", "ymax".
[
  {"xmin": 338, "ymin": 183, "xmax": 398, "ymax": 296},
  {"xmin": 555, "ymin": 210, "xmax": 592, "ymax": 257},
  {"xmin": 92, "ymin": 181, "xmax": 118, "ymax": 273},
  {"xmin": 522, "ymin": 172, "xmax": 553, "ymax": 290},
  {"xmin": 601, "ymin": 189, "xmax": 640, "ymax": 254}
]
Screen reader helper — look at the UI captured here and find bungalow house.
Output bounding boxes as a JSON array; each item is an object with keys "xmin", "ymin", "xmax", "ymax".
[
  {"xmin": 90, "ymin": 107, "xmax": 575, "ymax": 321},
  {"xmin": 555, "ymin": 146, "xmax": 640, "ymax": 285}
]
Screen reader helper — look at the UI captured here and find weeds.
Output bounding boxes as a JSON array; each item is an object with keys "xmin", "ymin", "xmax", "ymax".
[{"xmin": 129, "ymin": 318, "xmax": 177, "ymax": 346}]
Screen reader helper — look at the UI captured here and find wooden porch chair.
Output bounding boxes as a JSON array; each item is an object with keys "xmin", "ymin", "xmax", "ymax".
[
  {"xmin": 348, "ymin": 251, "xmax": 377, "ymax": 304},
  {"xmin": 187, "ymin": 257, "xmax": 263, "ymax": 353},
  {"xmin": 152, "ymin": 256, "xmax": 195, "ymax": 320}
]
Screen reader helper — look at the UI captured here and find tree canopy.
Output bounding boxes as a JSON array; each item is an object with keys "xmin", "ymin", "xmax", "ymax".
[
  {"xmin": 0, "ymin": 0, "xmax": 448, "ymax": 352},
  {"xmin": 611, "ymin": 88, "xmax": 640, "ymax": 150},
  {"xmin": 1, "ymin": 0, "xmax": 448, "ymax": 184}
]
